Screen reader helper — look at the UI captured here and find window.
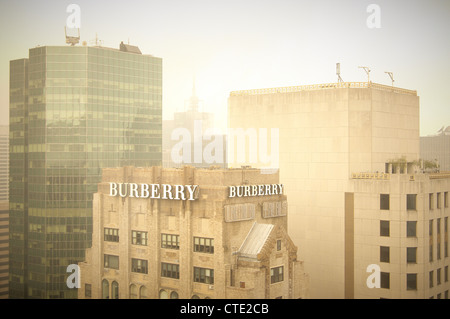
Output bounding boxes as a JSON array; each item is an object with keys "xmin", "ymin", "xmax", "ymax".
[
  {"xmin": 140, "ymin": 286, "xmax": 147, "ymax": 299},
  {"xmin": 102, "ymin": 279, "xmax": 109, "ymax": 299},
  {"xmin": 445, "ymin": 192, "xmax": 448, "ymax": 208},
  {"xmin": 407, "ymin": 194, "xmax": 417, "ymax": 210},
  {"xmin": 104, "ymin": 254, "xmax": 119, "ymax": 269},
  {"xmin": 446, "ymin": 217, "xmax": 449, "ymax": 258},
  {"xmin": 445, "ymin": 266, "xmax": 448, "ymax": 283},
  {"xmin": 131, "ymin": 258, "xmax": 148, "ymax": 274},
  {"xmin": 277, "ymin": 239, "xmax": 282, "ymax": 251},
  {"xmin": 437, "ymin": 268, "xmax": 441, "ymax": 285},
  {"xmin": 380, "ymin": 220, "xmax": 390, "ymax": 237},
  {"xmin": 429, "ymin": 271, "xmax": 434, "ymax": 288},
  {"xmin": 380, "ymin": 194, "xmax": 390, "ymax": 210},
  {"xmin": 194, "ymin": 267, "xmax": 214, "ymax": 284},
  {"xmin": 171, "ymin": 291, "xmax": 179, "ymax": 299},
  {"xmin": 429, "ymin": 193, "xmax": 434, "ymax": 210},
  {"xmin": 104, "ymin": 228, "xmax": 119, "ymax": 242},
  {"xmin": 225, "ymin": 203, "xmax": 256, "ymax": 222},
  {"xmin": 132, "ymin": 230, "xmax": 148, "ymax": 246},
  {"xmin": 380, "ymin": 246, "xmax": 390, "ymax": 263},
  {"xmin": 161, "ymin": 262, "xmax": 180, "ymax": 279},
  {"xmin": 407, "ymin": 221, "xmax": 417, "ymax": 237},
  {"xmin": 438, "ymin": 243, "xmax": 441, "ymax": 260},
  {"xmin": 437, "ymin": 193, "xmax": 441, "ymax": 209},
  {"xmin": 262, "ymin": 201, "xmax": 286, "ymax": 218},
  {"xmin": 407, "ymin": 274, "xmax": 417, "ymax": 290},
  {"xmin": 271, "ymin": 266, "xmax": 284, "ymax": 284},
  {"xmin": 85, "ymin": 283, "xmax": 92, "ymax": 298},
  {"xmin": 111, "ymin": 281, "xmax": 119, "ymax": 299},
  {"xmin": 407, "ymin": 247, "xmax": 417, "ymax": 264},
  {"xmin": 161, "ymin": 234, "xmax": 180, "ymax": 250},
  {"xmin": 130, "ymin": 284, "xmax": 137, "ymax": 299},
  {"xmin": 194, "ymin": 237, "xmax": 214, "ymax": 254},
  {"xmin": 380, "ymin": 272, "xmax": 390, "ymax": 289},
  {"xmin": 430, "ymin": 220, "xmax": 434, "ymax": 262}
]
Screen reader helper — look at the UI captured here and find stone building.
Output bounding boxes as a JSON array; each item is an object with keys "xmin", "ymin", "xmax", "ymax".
[{"xmin": 78, "ymin": 166, "xmax": 309, "ymax": 299}]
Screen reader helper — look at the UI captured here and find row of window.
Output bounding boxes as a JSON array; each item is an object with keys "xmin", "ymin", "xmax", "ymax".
[
  {"xmin": 104, "ymin": 229, "xmax": 214, "ymax": 253},
  {"xmin": 87, "ymin": 281, "xmax": 207, "ymax": 299},
  {"xmin": 380, "ymin": 268, "xmax": 449, "ymax": 294},
  {"xmin": 380, "ymin": 192, "xmax": 449, "ymax": 211},
  {"xmin": 379, "ymin": 219, "xmax": 449, "ymax": 237},
  {"xmin": 380, "ymin": 218, "xmax": 449, "ymax": 262},
  {"xmin": 103, "ymin": 254, "xmax": 285, "ymax": 285},
  {"xmin": 380, "ymin": 245, "xmax": 450, "ymax": 265}
]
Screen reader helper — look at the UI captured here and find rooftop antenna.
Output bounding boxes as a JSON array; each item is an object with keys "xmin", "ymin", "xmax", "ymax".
[
  {"xmin": 385, "ymin": 71, "xmax": 394, "ymax": 87},
  {"xmin": 91, "ymin": 33, "xmax": 103, "ymax": 46},
  {"xmin": 358, "ymin": 66, "xmax": 371, "ymax": 83},
  {"xmin": 336, "ymin": 63, "xmax": 343, "ymax": 83},
  {"xmin": 64, "ymin": 27, "xmax": 80, "ymax": 46}
]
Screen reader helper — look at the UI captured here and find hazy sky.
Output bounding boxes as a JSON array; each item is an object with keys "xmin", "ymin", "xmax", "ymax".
[{"xmin": 0, "ymin": 0, "xmax": 449, "ymax": 135}]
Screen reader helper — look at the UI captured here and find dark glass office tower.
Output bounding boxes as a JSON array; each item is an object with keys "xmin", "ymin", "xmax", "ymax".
[{"xmin": 9, "ymin": 43, "xmax": 162, "ymax": 298}]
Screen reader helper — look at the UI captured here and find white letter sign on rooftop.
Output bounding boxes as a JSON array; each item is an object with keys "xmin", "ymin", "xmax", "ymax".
[{"xmin": 108, "ymin": 183, "xmax": 198, "ymax": 201}]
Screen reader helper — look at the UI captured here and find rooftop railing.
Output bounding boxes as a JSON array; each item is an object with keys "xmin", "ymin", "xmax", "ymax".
[{"xmin": 230, "ymin": 82, "xmax": 417, "ymax": 96}]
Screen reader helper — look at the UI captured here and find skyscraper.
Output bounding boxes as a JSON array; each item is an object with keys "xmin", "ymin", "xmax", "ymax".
[
  {"xmin": 9, "ymin": 42, "xmax": 162, "ymax": 298},
  {"xmin": 163, "ymin": 82, "xmax": 227, "ymax": 169}
]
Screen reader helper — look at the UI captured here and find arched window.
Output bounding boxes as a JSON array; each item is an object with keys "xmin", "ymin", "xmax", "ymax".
[
  {"xmin": 191, "ymin": 295, "xmax": 200, "ymax": 299},
  {"xmin": 159, "ymin": 289, "xmax": 168, "ymax": 299},
  {"xmin": 102, "ymin": 279, "xmax": 109, "ymax": 299},
  {"xmin": 129, "ymin": 284, "xmax": 137, "ymax": 299},
  {"xmin": 170, "ymin": 291, "xmax": 179, "ymax": 299},
  {"xmin": 111, "ymin": 281, "xmax": 119, "ymax": 299},
  {"xmin": 140, "ymin": 286, "xmax": 148, "ymax": 299}
]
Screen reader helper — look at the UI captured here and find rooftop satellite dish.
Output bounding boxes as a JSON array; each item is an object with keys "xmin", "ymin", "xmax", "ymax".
[{"xmin": 65, "ymin": 27, "xmax": 80, "ymax": 46}]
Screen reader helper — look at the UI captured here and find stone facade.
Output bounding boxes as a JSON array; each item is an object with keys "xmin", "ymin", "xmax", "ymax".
[{"xmin": 78, "ymin": 166, "xmax": 309, "ymax": 299}]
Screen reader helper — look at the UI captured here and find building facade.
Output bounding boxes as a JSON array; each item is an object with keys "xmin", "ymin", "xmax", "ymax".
[
  {"xmin": 0, "ymin": 125, "xmax": 9, "ymax": 298},
  {"xmin": 78, "ymin": 166, "xmax": 309, "ymax": 299},
  {"xmin": 420, "ymin": 126, "xmax": 450, "ymax": 172},
  {"xmin": 227, "ymin": 81, "xmax": 435, "ymax": 298},
  {"xmin": 9, "ymin": 43, "xmax": 162, "ymax": 298},
  {"xmin": 0, "ymin": 125, "xmax": 8, "ymax": 202},
  {"xmin": 0, "ymin": 202, "xmax": 8, "ymax": 299},
  {"xmin": 350, "ymin": 170, "xmax": 450, "ymax": 299}
]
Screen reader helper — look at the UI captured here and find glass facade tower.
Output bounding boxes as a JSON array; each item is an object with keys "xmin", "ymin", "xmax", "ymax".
[{"xmin": 9, "ymin": 44, "xmax": 162, "ymax": 298}]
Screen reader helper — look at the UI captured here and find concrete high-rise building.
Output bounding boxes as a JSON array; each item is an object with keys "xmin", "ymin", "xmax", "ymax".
[
  {"xmin": 9, "ymin": 42, "xmax": 162, "ymax": 298},
  {"xmin": 228, "ymin": 81, "xmax": 450, "ymax": 298},
  {"xmin": 0, "ymin": 125, "xmax": 9, "ymax": 298},
  {"xmin": 78, "ymin": 166, "xmax": 309, "ymax": 299},
  {"xmin": 421, "ymin": 126, "xmax": 450, "ymax": 172}
]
